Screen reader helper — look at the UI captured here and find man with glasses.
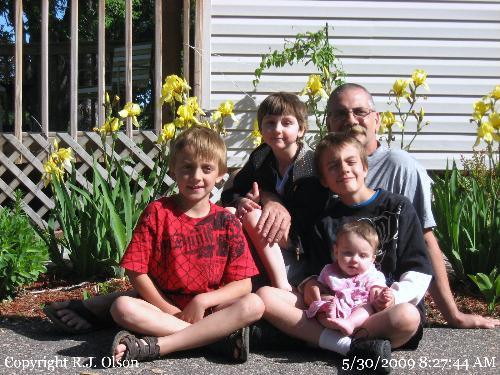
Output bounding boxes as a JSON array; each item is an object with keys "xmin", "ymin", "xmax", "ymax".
[
  {"xmin": 258, "ymin": 83, "xmax": 498, "ymax": 330},
  {"xmin": 322, "ymin": 83, "xmax": 499, "ymax": 330}
]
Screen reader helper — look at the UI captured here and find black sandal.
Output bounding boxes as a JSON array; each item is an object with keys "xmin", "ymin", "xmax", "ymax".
[
  {"xmin": 111, "ymin": 330, "xmax": 160, "ymax": 363},
  {"xmin": 43, "ymin": 300, "xmax": 111, "ymax": 334},
  {"xmin": 208, "ymin": 326, "xmax": 250, "ymax": 363}
]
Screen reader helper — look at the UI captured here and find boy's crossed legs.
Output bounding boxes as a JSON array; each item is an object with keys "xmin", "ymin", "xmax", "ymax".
[
  {"xmin": 257, "ymin": 285, "xmax": 421, "ymax": 353},
  {"xmin": 110, "ymin": 293, "xmax": 264, "ymax": 361}
]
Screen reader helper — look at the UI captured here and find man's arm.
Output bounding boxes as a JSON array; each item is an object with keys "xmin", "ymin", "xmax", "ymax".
[
  {"xmin": 425, "ymin": 230, "xmax": 500, "ymax": 328},
  {"xmin": 257, "ymin": 190, "xmax": 291, "ymax": 245}
]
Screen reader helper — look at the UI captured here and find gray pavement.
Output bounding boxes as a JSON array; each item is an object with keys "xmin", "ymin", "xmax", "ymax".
[{"xmin": 0, "ymin": 318, "xmax": 498, "ymax": 375}]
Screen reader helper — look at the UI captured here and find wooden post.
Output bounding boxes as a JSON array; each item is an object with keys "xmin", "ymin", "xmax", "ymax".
[
  {"xmin": 193, "ymin": 0, "xmax": 202, "ymax": 101},
  {"xmin": 125, "ymin": 0, "xmax": 133, "ymax": 137},
  {"xmin": 183, "ymin": 0, "xmax": 190, "ymax": 85},
  {"xmin": 193, "ymin": 0, "xmax": 210, "ymax": 108},
  {"xmin": 41, "ymin": 0, "xmax": 49, "ymax": 136},
  {"xmin": 154, "ymin": 0, "xmax": 162, "ymax": 133},
  {"xmin": 14, "ymin": 0, "xmax": 23, "ymax": 141},
  {"xmin": 70, "ymin": 0, "xmax": 78, "ymax": 139},
  {"xmin": 98, "ymin": 0, "xmax": 106, "ymax": 128}
]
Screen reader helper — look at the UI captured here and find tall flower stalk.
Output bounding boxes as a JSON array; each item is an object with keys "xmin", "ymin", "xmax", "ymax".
[
  {"xmin": 471, "ymin": 85, "xmax": 500, "ymax": 171},
  {"xmin": 380, "ymin": 69, "xmax": 430, "ymax": 151},
  {"xmin": 39, "ymin": 74, "xmax": 237, "ymax": 278},
  {"xmin": 253, "ymin": 23, "xmax": 345, "ymax": 146}
]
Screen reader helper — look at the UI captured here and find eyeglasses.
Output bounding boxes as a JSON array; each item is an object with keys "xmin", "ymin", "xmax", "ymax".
[{"xmin": 329, "ymin": 108, "xmax": 375, "ymax": 120}]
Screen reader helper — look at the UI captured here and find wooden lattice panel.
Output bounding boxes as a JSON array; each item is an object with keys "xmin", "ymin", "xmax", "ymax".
[{"xmin": 0, "ymin": 131, "xmax": 228, "ymax": 229}]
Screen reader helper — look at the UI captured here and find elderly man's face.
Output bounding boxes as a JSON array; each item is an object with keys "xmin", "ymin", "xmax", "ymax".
[{"xmin": 326, "ymin": 88, "xmax": 380, "ymax": 154}]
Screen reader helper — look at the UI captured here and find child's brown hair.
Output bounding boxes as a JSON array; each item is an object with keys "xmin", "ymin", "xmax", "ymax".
[
  {"xmin": 169, "ymin": 126, "xmax": 227, "ymax": 174},
  {"xmin": 314, "ymin": 132, "xmax": 368, "ymax": 180},
  {"xmin": 336, "ymin": 220, "xmax": 379, "ymax": 255},
  {"xmin": 257, "ymin": 92, "xmax": 308, "ymax": 138}
]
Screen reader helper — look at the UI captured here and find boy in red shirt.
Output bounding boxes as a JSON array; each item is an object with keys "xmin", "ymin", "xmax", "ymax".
[{"xmin": 111, "ymin": 126, "xmax": 263, "ymax": 363}]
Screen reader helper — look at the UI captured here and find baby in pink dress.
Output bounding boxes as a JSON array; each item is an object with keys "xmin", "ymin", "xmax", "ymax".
[{"xmin": 306, "ymin": 221, "xmax": 393, "ymax": 336}]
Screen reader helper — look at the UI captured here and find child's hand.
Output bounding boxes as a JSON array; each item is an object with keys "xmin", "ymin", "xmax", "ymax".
[
  {"xmin": 178, "ymin": 295, "xmax": 208, "ymax": 324},
  {"xmin": 236, "ymin": 197, "xmax": 261, "ymax": 217},
  {"xmin": 246, "ymin": 182, "xmax": 260, "ymax": 203},
  {"xmin": 372, "ymin": 287, "xmax": 395, "ymax": 312}
]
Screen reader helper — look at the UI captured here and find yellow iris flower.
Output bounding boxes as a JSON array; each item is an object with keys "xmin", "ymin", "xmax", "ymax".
[
  {"xmin": 411, "ymin": 69, "xmax": 428, "ymax": 87},
  {"xmin": 212, "ymin": 100, "xmax": 237, "ymax": 122},
  {"xmin": 157, "ymin": 123, "xmax": 176, "ymax": 144},
  {"xmin": 379, "ymin": 111, "xmax": 401, "ymax": 134},
  {"xmin": 250, "ymin": 118, "xmax": 262, "ymax": 146},
  {"xmin": 392, "ymin": 79, "xmax": 409, "ymax": 98},
  {"xmin": 118, "ymin": 102, "xmax": 141, "ymax": 127},
  {"xmin": 490, "ymin": 85, "xmax": 500, "ymax": 100},
  {"xmin": 42, "ymin": 139, "xmax": 74, "ymax": 186},
  {"xmin": 472, "ymin": 100, "xmax": 492, "ymax": 120},
  {"xmin": 161, "ymin": 75, "xmax": 191, "ymax": 104},
  {"xmin": 186, "ymin": 97, "xmax": 206, "ymax": 117},
  {"xmin": 300, "ymin": 75, "xmax": 327, "ymax": 98},
  {"xmin": 489, "ymin": 112, "xmax": 500, "ymax": 130},
  {"xmin": 94, "ymin": 117, "xmax": 122, "ymax": 134},
  {"xmin": 474, "ymin": 121, "xmax": 496, "ymax": 146}
]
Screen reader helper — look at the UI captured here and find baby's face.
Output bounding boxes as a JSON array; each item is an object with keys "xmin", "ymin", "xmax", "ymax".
[{"xmin": 334, "ymin": 232, "xmax": 376, "ymax": 276}]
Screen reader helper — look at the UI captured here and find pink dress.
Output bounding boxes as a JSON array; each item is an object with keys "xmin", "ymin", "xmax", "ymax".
[{"xmin": 306, "ymin": 262, "xmax": 386, "ymax": 319}]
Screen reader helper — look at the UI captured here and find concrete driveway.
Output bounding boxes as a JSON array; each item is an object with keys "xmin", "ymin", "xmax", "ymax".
[{"xmin": 0, "ymin": 318, "xmax": 498, "ymax": 374}]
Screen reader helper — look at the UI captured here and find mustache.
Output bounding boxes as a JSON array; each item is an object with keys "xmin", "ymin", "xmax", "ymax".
[{"xmin": 331, "ymin": 125, "xmax": 366, "ymax": 137}]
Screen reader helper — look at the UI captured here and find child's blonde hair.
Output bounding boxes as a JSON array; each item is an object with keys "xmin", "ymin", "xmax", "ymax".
[
  {"xmin": 257, "ymin": 92, "xmax": 308, "ymax": 139},
  {"xmin": 314, "ymin": 132, "xmax": 368, "ymax": 180},
  {"xmin": 336, "ymin": 220, "xmax": 379, "ymax": 255},
  {"xmin": 169, "ymin": 126, "xmax": 227, "ymax": 174}
]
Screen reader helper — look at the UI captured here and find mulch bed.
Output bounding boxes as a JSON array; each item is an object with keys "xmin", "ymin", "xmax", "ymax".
[{"xmin": 1, "ymin": 274, "xmax": 499, "ymax": 326}]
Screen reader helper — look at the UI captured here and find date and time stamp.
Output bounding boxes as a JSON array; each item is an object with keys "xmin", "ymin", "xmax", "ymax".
[{"xmin": 342, "ymin": 355, "xmax": 497, "ymax": 372}]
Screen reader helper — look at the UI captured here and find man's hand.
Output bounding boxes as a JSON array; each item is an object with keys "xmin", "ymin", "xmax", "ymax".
[
  {"xmin": 177, "ymin": 294, "xmax": 208, "ymax": 324},
  {"xmin": 303, "ymin": 278, "xmax": 322, "ymax": 306},
  {"xmin": 449, "ymin": 312, "xmax": 500, "ymax": 329},
  {"xmin": 257, "ymin": 194, "xmax": 291, "ymax": 244}
]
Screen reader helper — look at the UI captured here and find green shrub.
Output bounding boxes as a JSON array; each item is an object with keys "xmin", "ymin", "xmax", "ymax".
[
  {"xmin": 432, "ymin": 161, "xmax": 499, "ymax": 282},
  {"xmin": 0, "ymin": 192, "xmax": 48, "ymax": 300},
  {"xmin": 469, "ymin": 270, "xmax": 500, "ymax": 313}
]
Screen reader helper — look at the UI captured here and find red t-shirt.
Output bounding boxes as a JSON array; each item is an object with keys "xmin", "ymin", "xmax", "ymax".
[{"xmin": 120, "ymin": 196, "xmax": 258, "ymax": 309}]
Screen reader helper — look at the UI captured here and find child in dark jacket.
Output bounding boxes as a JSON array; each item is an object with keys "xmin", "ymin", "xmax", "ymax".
[{"xmin": 221, "ymin": 92, "xmax": 329, "ymax": 291}]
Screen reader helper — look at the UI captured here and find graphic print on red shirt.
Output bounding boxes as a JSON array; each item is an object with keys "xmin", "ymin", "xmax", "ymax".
[{"xmin": 120, "ymin": 197, "xmax": 258, "ymax": 309}]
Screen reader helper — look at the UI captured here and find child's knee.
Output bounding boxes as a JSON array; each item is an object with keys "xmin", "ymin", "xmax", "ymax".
[
  {"xmin": 110, "ymin": 296, "xmax": 137, "ymax": 322},
  {"xmin": 255, "ymin": 286, "xmax": 273, "ymax": 303},
  {"xmin": 239, "ymin": 293, "xmax": 265, "ymax": 321},
  {"xmin": 391, "ymin": 303, "xmax": 421, "ymax": 332}
]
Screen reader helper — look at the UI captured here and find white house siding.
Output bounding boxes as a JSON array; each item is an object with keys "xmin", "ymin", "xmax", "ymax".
[{"xmin": 207, "ymin": 0, "xmax": 500, "ymax": 170}]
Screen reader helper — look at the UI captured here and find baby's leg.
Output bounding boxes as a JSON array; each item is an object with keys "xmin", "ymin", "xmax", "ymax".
[
  {"xmin": 318, "ymin": 304, "xmax": 373, "ymax": 336},
  {"xmin": 242, "ymin": 209, "xmax": 292, "ymax": 291}
]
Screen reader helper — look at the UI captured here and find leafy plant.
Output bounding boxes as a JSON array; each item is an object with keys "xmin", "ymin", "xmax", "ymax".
[
  {"xmin": 39, "ymin": 75, "xmax": 235, "ymax": 279},
  {"xmin": 378, "ymin": 69, "xmax": 430, "ymax": 151},
  {"xmin": 253, "ymin": 23, "xmax": 345, "ymax": 142},
  {"xmin": 468, "ymin": 270, "xmax": 500, "ymax": 313},
  {"xmin": 432, "ymin": 162, "xmax": 499, "ymax": 282},
  {"xmin": 0, "ymin": 191, "xmax": 48, "ymax": 300}
]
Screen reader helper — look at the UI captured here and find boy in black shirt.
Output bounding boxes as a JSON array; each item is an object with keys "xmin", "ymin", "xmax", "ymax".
[{"xmin": 257, "ymin": 133, "xmax": 433, "ymax": 373}]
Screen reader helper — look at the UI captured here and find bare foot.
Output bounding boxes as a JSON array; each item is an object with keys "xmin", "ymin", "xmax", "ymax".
[
  {"xmin": 113, "ymin": 342, "xmax": 129, "ymax": 362},
  {"xmin": 320, "ymin": 317, "xmax": 354, "ymax": 336},
  {"xmin": 49, "ymin": 301, "xmax": 92, "ymax": 331}
]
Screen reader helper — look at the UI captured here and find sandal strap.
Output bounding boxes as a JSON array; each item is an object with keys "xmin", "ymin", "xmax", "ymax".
[{"xmin": 121, "ymin": 334, "xmax": 160, "ymax": 362}]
